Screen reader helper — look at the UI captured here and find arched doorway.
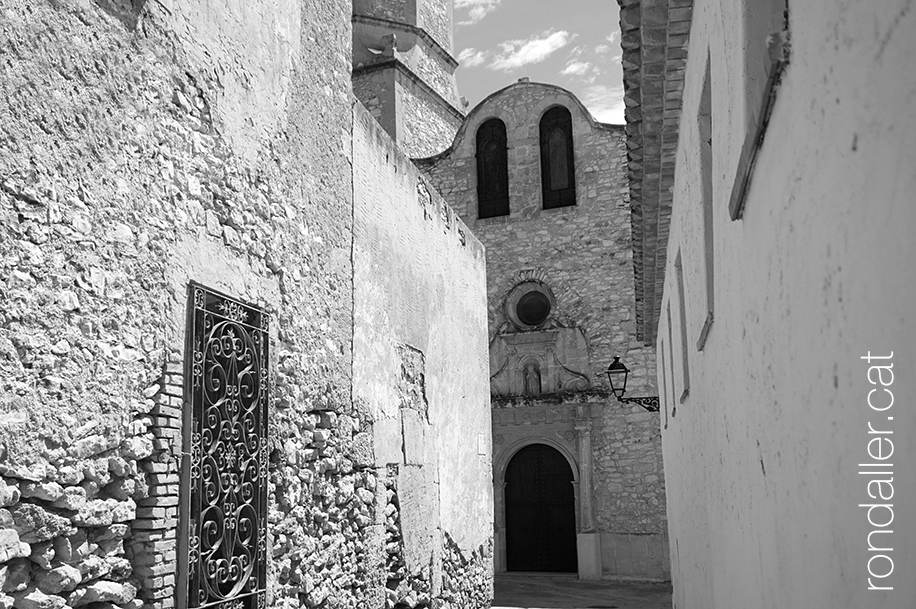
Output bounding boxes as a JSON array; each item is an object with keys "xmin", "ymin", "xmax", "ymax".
[{"xmin": 505, "ymin": 443, "xmax": 578, "ymax": 572}]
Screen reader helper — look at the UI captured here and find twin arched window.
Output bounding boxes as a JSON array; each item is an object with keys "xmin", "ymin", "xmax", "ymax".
[
  {"xmin": 475, "ymin": 106, "xmax": 577, "ymax": 218},
  {"xmin": 539, "ymin": 106, "xmax": 576, "ymax": 209}
]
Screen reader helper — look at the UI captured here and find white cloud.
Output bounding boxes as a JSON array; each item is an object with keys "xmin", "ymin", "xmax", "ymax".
[
  {"xmin": 581, "ymin": 84, "xmax": 626, "ymax": 124},
  {"xmin": 594, "ymin": 44, "xmax": 610, "ymax": 54},
  {"xmin": 455, "ymin": 0, "xmax": 500, "ymax": 25},
  {"xmin": 489, "ymin": 29, "xmax": 574, "ymax": 71},
  {"xmin": 457, "ymin": 47, "xmax": 488, "ymax": 68},
  {"xmin": 561, "ymin": 60, "xmax": 592, "ymax": 77},
  {"xmin": 607, "ymin": 30, "xmax": 621, "ymax": 44}
]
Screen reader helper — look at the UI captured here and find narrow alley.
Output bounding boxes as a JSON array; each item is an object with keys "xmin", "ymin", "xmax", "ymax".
[{"xmin": 492, "ymin": 575, "xmax": 671, "ymax": 609}]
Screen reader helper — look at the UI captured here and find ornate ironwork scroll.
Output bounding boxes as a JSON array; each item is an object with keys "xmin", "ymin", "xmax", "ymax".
[
  {"xmin": 620, "ymin": 396, "xmax": 661, "ymax": 412},
  {"xmin": 184, "ymin": 284, "xmax": 268, "ymax": 609}
]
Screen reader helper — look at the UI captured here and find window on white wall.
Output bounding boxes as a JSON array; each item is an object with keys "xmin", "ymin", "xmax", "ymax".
[
  {"xmin": 743, "ymin": 0, "xmax": 788, "ymax": 120},
  {"xmin": 675, "ymin": 252, "xmax": 690, "ymax": 403},
  {"xmin": 697, "ymin": 51, "xmax": 715, "ymax": 351},
  {"xmin": 666, "ymin": 304, "xmax": 678, "ymax": 418},
  {"xmin": 660, "ymin": 339, "xmax": 670, "ymax": 429},
  {"xmin": 729, "ymin": 0, "xmax": 790, "ymax": 220}
]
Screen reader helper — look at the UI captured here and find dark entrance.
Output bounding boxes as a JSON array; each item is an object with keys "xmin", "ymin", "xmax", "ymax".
[{"xmin": 505, "ymin": 444, "xmax": 577, "ymax": 572}]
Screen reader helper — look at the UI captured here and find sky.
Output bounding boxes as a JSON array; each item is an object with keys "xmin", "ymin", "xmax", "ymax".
[{"xmin": 452, "ymin": 0, "xmax": 625, "ymax": 124}]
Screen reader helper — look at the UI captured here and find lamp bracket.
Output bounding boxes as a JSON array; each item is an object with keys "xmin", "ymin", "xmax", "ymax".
[{"xmin": 616, "ymin": 395, "xmax": 660, "ymax": 412}]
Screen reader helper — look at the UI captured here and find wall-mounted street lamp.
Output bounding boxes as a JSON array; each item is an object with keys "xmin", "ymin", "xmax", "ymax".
[{"xmin": 605, "ymin": 356, "xmax": 660, "ymax": 412}]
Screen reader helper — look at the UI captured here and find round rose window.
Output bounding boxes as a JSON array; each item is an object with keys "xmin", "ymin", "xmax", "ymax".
[{"xmin": 516, "ymin": 291, "xmax": 551, "ymax": 326}]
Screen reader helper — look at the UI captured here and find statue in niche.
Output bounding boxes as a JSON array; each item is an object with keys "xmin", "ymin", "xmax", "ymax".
[{"xmin": 523, "ymin": 362, "xmax": 541, "ymax": 396}]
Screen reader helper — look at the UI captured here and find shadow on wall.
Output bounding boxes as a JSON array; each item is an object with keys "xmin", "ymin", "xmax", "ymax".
[{"xmin": 91, "ymin": 0, "xmax": 148, "ymax": 30}]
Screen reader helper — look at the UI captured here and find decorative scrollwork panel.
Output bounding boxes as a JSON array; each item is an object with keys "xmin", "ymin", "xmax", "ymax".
[{"xmin": 184, "ymin": 284, "xmax": 269, "ymax": 609}]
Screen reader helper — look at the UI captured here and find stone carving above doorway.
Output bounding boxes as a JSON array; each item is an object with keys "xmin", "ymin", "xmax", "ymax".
[{"xmin": 489, "ymin": 276, "xmax": 591, "ymax": 397}]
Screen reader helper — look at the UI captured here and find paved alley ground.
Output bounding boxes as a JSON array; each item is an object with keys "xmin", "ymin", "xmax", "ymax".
[{"xmin": 492, "ymin": 574, "xmax": 672, "ymax": 609}]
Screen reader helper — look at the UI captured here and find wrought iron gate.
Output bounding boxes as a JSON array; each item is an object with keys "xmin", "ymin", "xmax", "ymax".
[{"xmin": 181, "ymin": 283, "xmax": 269, "ymax": 609}]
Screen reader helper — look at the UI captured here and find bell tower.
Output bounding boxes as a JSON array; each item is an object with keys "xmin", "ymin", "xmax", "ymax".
[{"xmin": 352, "ymin": 0, "xmax": 466, "ymax": 157}]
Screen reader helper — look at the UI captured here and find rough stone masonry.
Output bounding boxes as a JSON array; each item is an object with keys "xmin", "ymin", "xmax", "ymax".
[{"xmin": 0, "ymin": 1, "xmax": 492, "ymax": 609}]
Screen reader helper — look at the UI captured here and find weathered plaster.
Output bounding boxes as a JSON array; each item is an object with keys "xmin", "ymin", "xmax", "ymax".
[{"xmin": 352, "ymin": 104, "xmax": 493, "ymax": 605}]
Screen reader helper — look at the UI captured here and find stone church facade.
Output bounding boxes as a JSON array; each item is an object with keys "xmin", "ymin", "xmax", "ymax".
[
  {"xmin": 417, "ymin": 82, "xmax": 669, "ymax": 581},
  {"xmin": 0, "ymin": 2, "xmax": 492, "ymax": 609}
]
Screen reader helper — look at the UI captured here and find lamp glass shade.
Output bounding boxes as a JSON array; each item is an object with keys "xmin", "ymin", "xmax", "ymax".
[{"xmin": 606, "ymin": 356, "xmax": 629, "ymax": 399}]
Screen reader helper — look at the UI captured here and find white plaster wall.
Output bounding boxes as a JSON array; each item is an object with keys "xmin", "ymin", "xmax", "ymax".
[
  {"xmin": 661, "ymin": 1, "xmax": 916, "ymax": 607},
  {"xmin": 351, "ymin": 103, "xmax": 493, "ymax": 555}
]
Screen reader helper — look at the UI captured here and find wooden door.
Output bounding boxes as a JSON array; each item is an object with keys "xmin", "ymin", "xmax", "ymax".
[{"xmin": 505, "ymin": 444, "xmax": 578, "ymax": 572}]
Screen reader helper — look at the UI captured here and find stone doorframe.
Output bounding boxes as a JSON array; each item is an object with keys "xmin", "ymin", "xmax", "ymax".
[{"xmin": 491, "ymin": 403, "xmax": 602, "ymax": 579}]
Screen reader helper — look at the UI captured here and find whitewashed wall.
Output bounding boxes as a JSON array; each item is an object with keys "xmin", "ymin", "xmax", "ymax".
[{"xmin": 659, "ymin": 1, "xmax": 916, "ymax": 607}]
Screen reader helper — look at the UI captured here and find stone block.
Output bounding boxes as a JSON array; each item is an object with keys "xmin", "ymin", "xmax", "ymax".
[
  {"xmin": 77, "ymin": 556, "xmax": 111, "ymax": 583},
  {"xmin": 104, "ymin": 557, "xmax": 131, "ymax": 581},
  {"xmin": 10, "ymin": 506, "xmax": 74, "ymax": 544},
  {"xmin": 89, "ymin": 525, "xmax": 129, "ymax": 544},
  {"xmin": 110, "ymin": 500, "xmax": 136, "ymax": 523},
  {"xmin": 0, "ymin": 485, "xmax": 20, "ymax": 509},
  {"xmin": 0, "ymin": 530, "xmax": 27, "ymax": 563},
  {"xmin": 119, "ymin": 437, "xmax": 153, "ymax": 461},
  {"xmin": 71, "ymin": 435, "xmax": 114, "ymax": 460},
  {"xmin": 19, "ymin": 483, "xmax": 62, "ymax": 503},
  {"xmin": 53, "ymin": 531, "xmax": 90, "ymax": 564},
  {"xmin": 11, "ymin": 587, "xmax": 65, "ymax": 609},
  {"xmin": 34, "ymin": 565, "xmax": 81, "ymax": 595},
  {"xmin": 68, "ymin": 580, "xmax": 138, "ymax": 607},
  {"xmin": 71, "ymin": 500, "xmax": 113, "ymax": 528},
  {"xmin": 27, "ymin": 541, "xmax": 54, "ymax": 570},
  {"xmin": 401, "ymin": 409, "xmax": 434, "ymax": 467},
  {"xmin": 2, "ymin": 560, "xmax": 29, "ymax": 593},
  {"xmin": 102, "ymin": 479, "xmax": 135, "ymax": 502},
  {"xmin": 52, "ymin": 486, "xmax": 87, "ymax": 511}
]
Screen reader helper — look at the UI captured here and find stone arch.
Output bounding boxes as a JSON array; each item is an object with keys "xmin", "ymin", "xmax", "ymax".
[{"xmin": 494, "ymin": 436, "xmax": 579, "ymax": 486}]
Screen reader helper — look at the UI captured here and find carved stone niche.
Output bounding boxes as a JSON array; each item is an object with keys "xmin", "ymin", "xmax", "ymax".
[{"xmin": 489, "ymin": 326, "xmax": 590, "ymax": 396}]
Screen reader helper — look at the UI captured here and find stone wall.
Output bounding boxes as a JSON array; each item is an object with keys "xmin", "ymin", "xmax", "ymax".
[
  {"xmin": 354, "ymin": 0, "xmax": 413, "ymax": 25},
  {"xmin": 395, "ymin": 73, "xmax": 462, "ymax": 158},
  {"xmin": 0, "ymin": 2, "xmax": 492, "ymax": 609},
  {"xmin": 419, "ymin": 82, "xmax": 667, "ymax": 580},
  {"xmin": 398, "ymin": 46, "xmax": 460, "ymax": 110},
  {"xmin": 352, "ymin": 65, "xmax": 461, "ymax": 159},
  {"xmin": 655, "ymin": 0, "xmax": 916, "ymax": 607},
  {"xmin": 417, "ymin": 0, "xmax": 452, "ymax": 53},
  {"xmin": 352, "ymin": 70, "xmax": 397, "ymax": 139}
]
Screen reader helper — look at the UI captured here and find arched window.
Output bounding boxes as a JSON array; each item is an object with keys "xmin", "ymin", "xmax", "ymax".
[
  {"xmin": 476, "ymin": 118, "xmax": 510, "ymax": 218},
  {"xmin": 539, "ymin": 106, "xmax": 576, "ymax": 209}
]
